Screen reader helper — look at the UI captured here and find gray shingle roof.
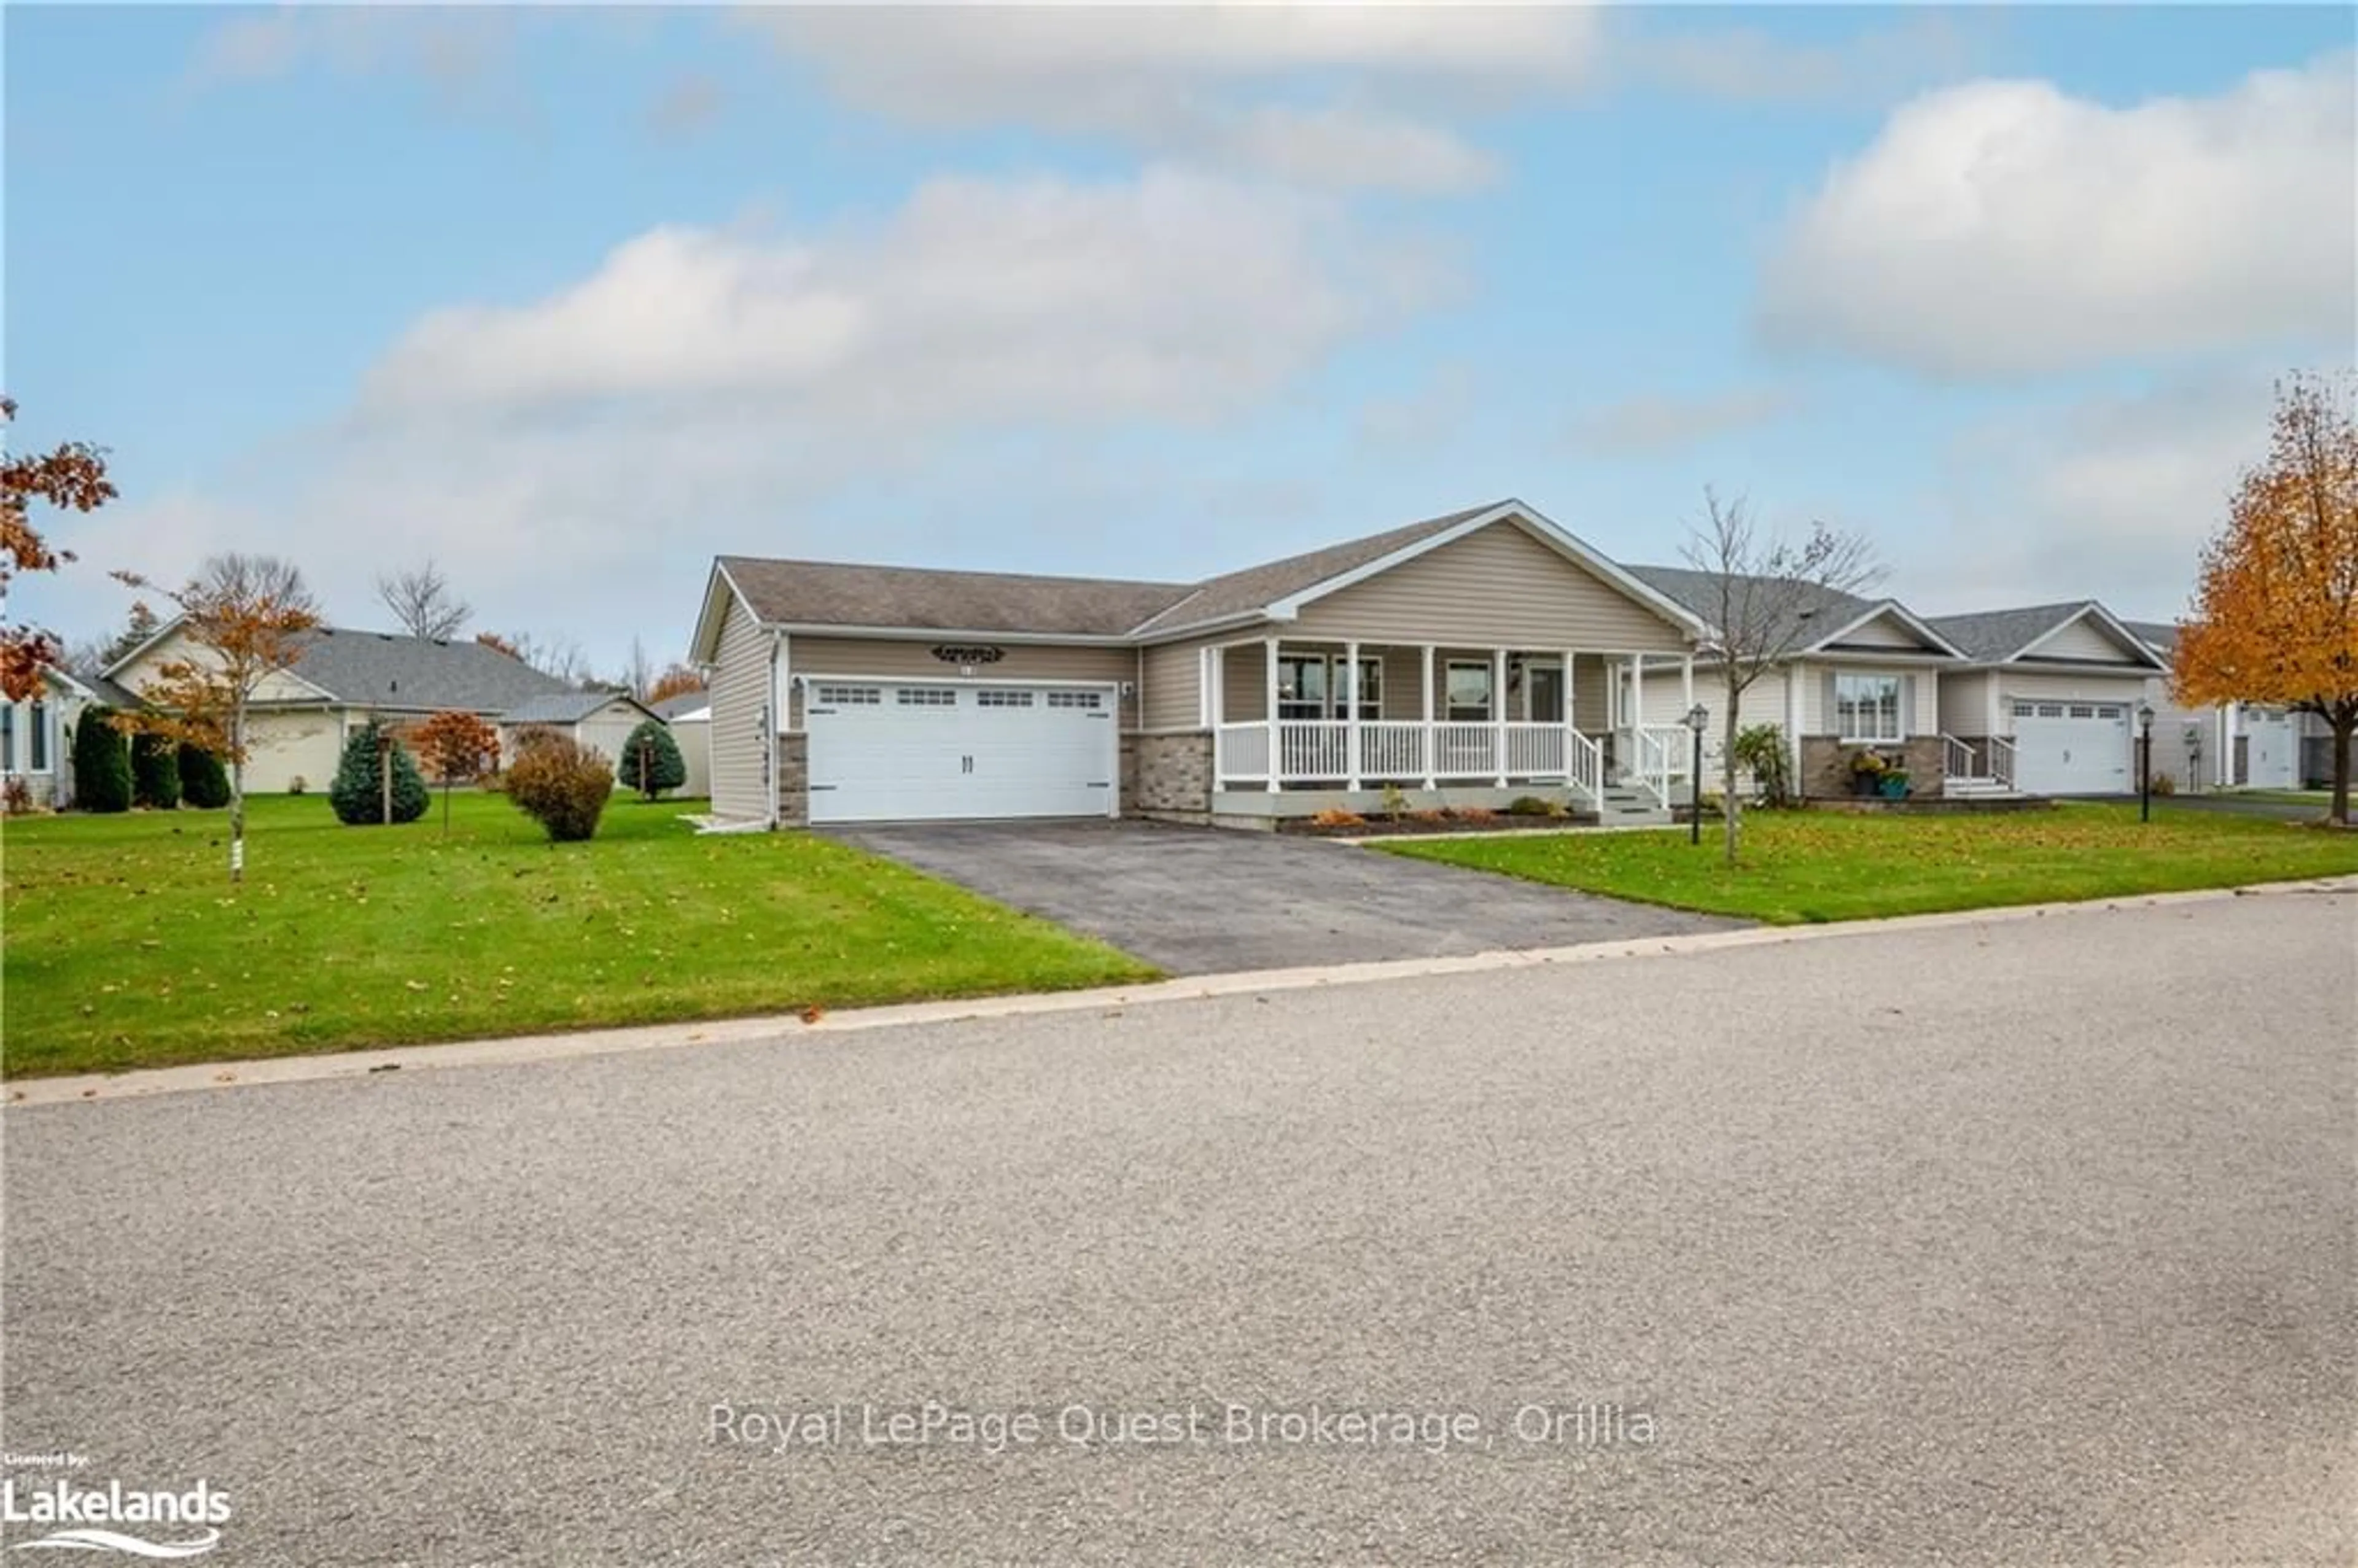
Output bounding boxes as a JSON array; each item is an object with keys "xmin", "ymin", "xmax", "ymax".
[
  {"xmin": 277, "ymin": 627, "xmax": 577, "ymax": 712},
  {"xmin": 716, "ymin": 502, "xmax": 1515, "ymax": 643},
  {"xmin": 2125, "ymin": 618, "xmax": 2178, "ymax": 651},
  {"xmin": 501, "ymin": 691, "xmax": 647, "ymax": 726},
  {"xmin": 1924, "ymin": 603, "xmax": 2098, "ymax": 662},
  {"xmin": 1128, "ymin": 502, "xmax": 1506, "ymax": 638},
  {"xmin": 647, "ymin": 692, "xmax": 709, "ymax": 720},
  {"xmin": 1626, "ymin": 564, "xmax": 1880, "ymax": 650},
  {"xmin": 718, "ymin": 557, "xmax": 1190, "ymax": 638}
]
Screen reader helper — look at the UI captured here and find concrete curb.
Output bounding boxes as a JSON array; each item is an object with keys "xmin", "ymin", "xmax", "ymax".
[{"xmin": 10, "ymin": 875, "xmax": 2352, "ymax": 1109}]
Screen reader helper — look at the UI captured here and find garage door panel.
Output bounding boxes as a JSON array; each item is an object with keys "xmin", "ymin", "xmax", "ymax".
[
  {"xmin": 2244, "ymin": 712, "xmax": 2298, "ymax": 790},
  {"xmin": 805, "ymin": 681, "xmax": 1117, "ymax": 824},
  {"xmin": 2011, "ymin": 701, "xmax": 2132, "ymax": 795}
]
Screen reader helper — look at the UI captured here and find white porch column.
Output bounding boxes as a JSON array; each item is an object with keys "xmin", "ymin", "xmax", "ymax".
[
  {"xmin": 1420, "ymin": 643, "xmax": 1436, "ymax": 791},
  {"xmin": 1562, "ymin": 648, "xmax": 1578, "ymax": 787},
  {"xmin": 1492, "ymin": 646, "xmax": 1509, "ymax": 787},
  {"xmin": 1681, "ymin": 653, "xmax": 1695, "ymax": 713},
  {"xmin": 1345, "ymin": 639, "xmax": 1362, "ymax": 792},
  {"xmin": 1264, "ymin": 636, "xmax": 1282, "ymax": 793}
]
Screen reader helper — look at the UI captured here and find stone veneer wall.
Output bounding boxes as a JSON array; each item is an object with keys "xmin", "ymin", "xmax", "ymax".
[
  {"xmin": 776, "ymin": 733, "xmax": 810, "ymax": 828},
  {"xmin": 1799, "ymin": 736, "xmax": 1947, "ymax": 799},
  {"xmin": 1125, "ymin": 732, "xmax": 1213, "ymax": 819}
]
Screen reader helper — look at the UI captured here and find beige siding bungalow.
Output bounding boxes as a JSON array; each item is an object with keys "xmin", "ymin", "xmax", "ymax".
[{"xmin": 688, "ymin": 500, "xmax": 1708, "ymax": 829}]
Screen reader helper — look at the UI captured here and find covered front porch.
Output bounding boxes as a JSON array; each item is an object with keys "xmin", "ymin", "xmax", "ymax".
[{"xmin": 1205, "ymin": 638, "xmax": 1698, "ymax": 812}]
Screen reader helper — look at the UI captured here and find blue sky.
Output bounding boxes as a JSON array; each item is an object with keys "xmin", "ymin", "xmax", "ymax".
[{"xmin": 7, "ymin": 5, "xmax": 2353, "ymax": 675}]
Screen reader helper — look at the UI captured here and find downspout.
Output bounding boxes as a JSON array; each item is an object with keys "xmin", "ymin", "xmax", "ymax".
[{"xmin": 766, "ymin": 629, "xmax": 785, "ymax": 831}]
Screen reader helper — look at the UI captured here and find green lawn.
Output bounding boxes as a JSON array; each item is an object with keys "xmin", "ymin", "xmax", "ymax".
[
  {"xmin": 1381, "ymin": 802, "xmax": 2358, "ymax": 925},
  {"xmin": 2, "ymin": 793, "xmax": 1155, "ymax": 1077},
  {"xmin": 2232, "ymin": 789, "xmax": 2337, "ymax": 807}
]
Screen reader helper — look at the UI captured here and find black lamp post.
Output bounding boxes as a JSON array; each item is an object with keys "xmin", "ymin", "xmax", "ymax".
[
  {"xmin": 1684, "ymin": 703, "xmax": 1709, "ymax": 844},
  {"xmin": 2138, "ymin": 702, "xmax": 2155, "ymax": 821}
]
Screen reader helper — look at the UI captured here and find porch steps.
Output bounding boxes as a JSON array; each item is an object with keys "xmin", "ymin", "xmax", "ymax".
[
  {"xmin": 1942, "ymin": 777, "xmax": 2020, "ymax": 800},
  {"xmin": 1597, "ymin": 784, "xmax": 1674, "ymax": 827}
]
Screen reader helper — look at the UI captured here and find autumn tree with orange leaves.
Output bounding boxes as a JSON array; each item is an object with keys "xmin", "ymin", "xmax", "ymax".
[
  {"xmin": 2, "ymin": 396, "xmax": 117, "ymax": 701},
  {"xmin": 113, "ymin": 554, "xmax": 321, "ymax": 881},
  {"xmin": 413, "ymin": 708, "xmax": 500, "ymax": 836},
  {"xmin": 2176, "ymin": 371, "xmax": 2358, "ymax": 825},
  {"xmin": 646, "ymin": 663, "xmax": 704, "ymax": 705}
]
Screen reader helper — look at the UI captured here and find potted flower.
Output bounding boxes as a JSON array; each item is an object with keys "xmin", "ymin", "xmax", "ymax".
[
  {"xmin": 1877, "ymin": 768, "xmax": 1910, "ymax": 800},
  {"xmin": 1848, "ymin": 750, "xmax": 1886, "ymax": 797}
]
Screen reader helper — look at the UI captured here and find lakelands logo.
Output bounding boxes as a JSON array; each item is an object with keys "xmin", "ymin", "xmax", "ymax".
[{"xmin": 1, "ymin": 1477, "xmax": 230, "ymax": 1558}]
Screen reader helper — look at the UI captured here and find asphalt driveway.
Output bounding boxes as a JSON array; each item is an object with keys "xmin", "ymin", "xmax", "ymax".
[{"xmin": 828, "ymin": 818, "xmax": 1742, "ymax": 972}]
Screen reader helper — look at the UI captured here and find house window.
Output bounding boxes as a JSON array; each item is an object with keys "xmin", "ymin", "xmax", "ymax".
[
  {"xmin": 1446, "ymin": 662, "xmax": 1493, "ymax": 722},
  {"xmin": 1277, "ymin": 654, "xmax": 1380, "ymax": 720},
  {"xmin": 1835, "ymin": 673, "xmax": 1904, "ymax": 742},
  {"xmin": 814, "ymin": 685, "xmax": 881, "ymax": 706},
  {"xmin": 1347, "ymin": 657, "xmax": 1381, "ymax": 721},
  {"xmin": 0, "ymin": 704, "xmax": 14, "ymax": 772},
  {"xmin": 976, "ymin": 689, "xmax": 1033, "ymax": 708},
  {"xmin": 1045, "ymin": 691, "xmax": 1102, "ymax": 710},
  {"xmin": 28, "ymin": 701, "xmax": 48, "ymax": 772},
  {"xmin": 895, "ymin": 687, "xmax": 958, "ymax": 707}
]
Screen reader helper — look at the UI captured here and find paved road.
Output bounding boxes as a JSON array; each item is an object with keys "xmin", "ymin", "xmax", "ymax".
[
  {"xmin": 828, "ymin": 818, "xmax": 1741, "ymax": 973},
  {"xmin": 6, "ymin": 890, "xmax": 2353, "ymax": 1566}
]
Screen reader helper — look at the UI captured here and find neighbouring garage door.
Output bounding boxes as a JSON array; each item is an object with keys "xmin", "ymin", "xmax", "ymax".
[
  {"xmin": 2011, "ymin": 700, "xmax": 2131, "ymax": 795},
  {"xmin": 2243, "ymin": 709, "xmax": 2300, "ymax": 790},
  {"xmin": 804, "ymin": 680, "xmax": 1118, "ymax": 823}
]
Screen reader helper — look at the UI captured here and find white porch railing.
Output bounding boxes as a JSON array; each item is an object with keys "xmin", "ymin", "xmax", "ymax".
[
  {"xmin": 1942, "ymin": 733, "xmax": 1977, "ymax": 781},
  {"xmin": 1631, "ymin": 724, "xmax": 1694, "ymax": 808},
  {"xmin": 1989, "ymin": 736, "xmax": 2017, "ymax": 790},
  {"xmin": 1216, "ymin": 720, "xmax": 1600, "ymax": 794}
]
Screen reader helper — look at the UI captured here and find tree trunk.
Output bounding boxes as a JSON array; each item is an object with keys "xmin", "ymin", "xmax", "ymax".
[
  {"xmin": 1721, "ymin": 685, "xmax": 1742, "ymax": 866},
  {"xmin": 227, "ymin": 705, "xmax": 246, "ymax": 885},
  {"xmin": 442, "ymin": 777, "xmax": 453, "ymax": 836},
  {"xmin": 2333, "ymin": 710, "xmax": 2353, "ymax": 827}
]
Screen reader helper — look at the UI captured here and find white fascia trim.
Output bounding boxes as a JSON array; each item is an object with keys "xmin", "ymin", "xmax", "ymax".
[
  {"xmin": 99, "ymin": 614, "xmax": 189, "ymax": 681},
  {"xmin": 1129, "ymin": 608, "xmax": 1290, "ymax": 646},
  {"xmin": 2010, "ymin": 603, "xmax": 2169, "ymax": 672},
  {"xmin": 793, "ymin": 672, "xmax": 1123, "ymax": 691},
  {"xmin": 688, "ymin": 562, "xmax": 760, "ymax": 665},
  {"xmin": 772, "ymin": 623, "xmax": 1142, "ymax": 647},
  {"xmin": 1805, "ymin": 600, "xmax": 1969, "ymax": 660},
  {"xmin": 1264, "ymin": 500, "xmax": 1708, "ymax": 638}
]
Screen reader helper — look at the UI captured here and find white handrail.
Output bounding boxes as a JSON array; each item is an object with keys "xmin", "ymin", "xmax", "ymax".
[
  {"xmin": 1989, "ymin": 736, "xmax": 2017, "ymax": 790},
  {"xmin": 1940, "ymin": 732, "xmax": 1976, "ymax": 780}
]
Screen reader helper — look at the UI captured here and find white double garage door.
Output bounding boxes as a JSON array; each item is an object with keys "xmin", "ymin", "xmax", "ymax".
[
  {"xmin": 2010, "ymin": 699, "xmax": 2132, "ymax": 795},
  {"xmin": 803, "ymin": 678, "xmax": 1119, "ymax": 824}
]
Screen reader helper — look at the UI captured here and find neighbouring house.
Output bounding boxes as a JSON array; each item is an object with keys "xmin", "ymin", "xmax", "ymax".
[
  {"xmin": 1625, "ymin": 569, "xmax": 1969, "ymax": 800},
  {"xmin": 1926, "ymin": 602, "xmax": 2170, "ymax": 797},
  {"xmin": 103, "ymin": 623, "xmax": 586, "ymax": 793},
  {"xmin": 2127, "ymin": 619, "xmax": 2317, "ymax": 791},
  {"xmin": 1, "ymin": 667, "xmax": 117, "ymax": 809},
  {"xmin": 498, "ymin": 690, "xmax": 659, "ymax": 768},
  {"xmin": 687, "ymin": 500, "xmax": 1711, "ymax": 829},
  {"xmin": 648, "ymin": 692, "xmax": 712, "ymax": 798}
]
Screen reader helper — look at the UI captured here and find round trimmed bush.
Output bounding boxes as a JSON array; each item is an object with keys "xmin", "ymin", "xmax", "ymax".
[
  {"xmin": 505, "ymin": 728, "xmax": 613, "ymax": 842},
  {"xmin": 329, "ymin": 722, "xmax": 429, "ymax": 825},
  {"xmin": 71, "ymin": 705, "xmax": 133, "ymax": 813},
  {"xmin": 177, "ymin": 743, "xmax": 232, "ymax": 809},
  {"xmin": 131, "ymin": 732, "xmax": 181, "ymax": 810},
  {"xmin": 615, "ymin": 718, "xmax": 687, "ymax": 800}
]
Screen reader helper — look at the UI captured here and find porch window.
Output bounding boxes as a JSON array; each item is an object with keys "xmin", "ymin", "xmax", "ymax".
[
  {"xmin": 1279, "ymin": 654, "xmax": 1380, "ymax": 720},
  {"xmin": 1835, "ymin": 673, "xmax": 1904, "ymax": 742},
  {"xmin": 28, "ymin": 701, "xmax": 48, "ymax": 772},
  {"xmin": 1445, "ymin": 662, "xmax": 1492, "ymax": 721},
  {"xmin": 1, "ymin": 704, "xmax": 12, "ymax": 771},
  {"xmin": 1277, "ymin": 655, "xmax": 1328, "ymax": 720}
]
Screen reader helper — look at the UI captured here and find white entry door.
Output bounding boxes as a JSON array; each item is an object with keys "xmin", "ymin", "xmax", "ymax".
[
  {"xmin": 2010, "ymin": 701, "xmax": 2132, "ymax": 794},
  {"xmin": 2243, "ymin": 710, "xmax": 2299, "ymax": 790},
  {"xmin": 804, "ymin": 680, "xmax": 1118, "ymax": 823}
]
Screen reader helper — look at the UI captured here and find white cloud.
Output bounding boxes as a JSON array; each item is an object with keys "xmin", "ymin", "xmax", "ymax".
[
  {"xmin": 1760, "ymin": 54, "xmax": 2358, "ymax": 378},
  {"xmin": 1914, "ymin": 370, "xmax": 2278, "ymax": 617},
  {"xmin": 364, "ymin": 168, "xmax": 1447, "ymax": 425},
  {"xmin": 1565, "ymin": 387, "xmax": 1801, "ymax": 456},
  {"xmin": 185, "ymin": 8, "xmax": 515, "ymax": 93},
  {"xmin": 1617, "ymin": 15, "xmax": 1982, "ymax": 108},
  {"xmin": 741, "ymin": 6, "xmax": 1600, "ymax": 193}
]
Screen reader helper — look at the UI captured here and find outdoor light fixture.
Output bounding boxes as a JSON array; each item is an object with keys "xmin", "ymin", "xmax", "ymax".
[
  {"xmin": 2138, "ymin": 702, "xmax": 2157, "ymax": 822},
  {"xmin": 1684, "ymin": 704, "xmax": 1709, "ymax": 844}
]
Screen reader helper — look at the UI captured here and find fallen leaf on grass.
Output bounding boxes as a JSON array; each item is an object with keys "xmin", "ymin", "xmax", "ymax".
[{"xmin": 800, "ymin": 1005, "xmax": 825, "ymax": 1025}]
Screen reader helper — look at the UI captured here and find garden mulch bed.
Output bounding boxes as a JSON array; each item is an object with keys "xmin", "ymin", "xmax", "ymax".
[{"xmin": 1278, "ymin": 813, "xmax": 1600, "ymax": 838}]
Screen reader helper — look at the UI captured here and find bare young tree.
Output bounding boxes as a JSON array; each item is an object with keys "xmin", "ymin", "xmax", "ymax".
[
  {"xmin": 1679, "ymin": 488, "xmax": 1881, "ymax": 866},
  {"xmin": 621, "ymin": 635, "xmax": 653, "ymax": 701},
  {"xmin": 112, "ymin": 553, "xmax": 322, "ymax": 883},
  {"xmin": 375, "ymin": 558, "xmax": 470, "ymax": 640},
  {"xmin": 477, "ymin": 628, "xmax": 592, "ymax": 689}
]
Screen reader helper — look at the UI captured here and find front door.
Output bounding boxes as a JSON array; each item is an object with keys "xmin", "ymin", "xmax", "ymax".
[{"xmin": 1525, "ymin": 664, "xmax": 1565, "ymax": 724}]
